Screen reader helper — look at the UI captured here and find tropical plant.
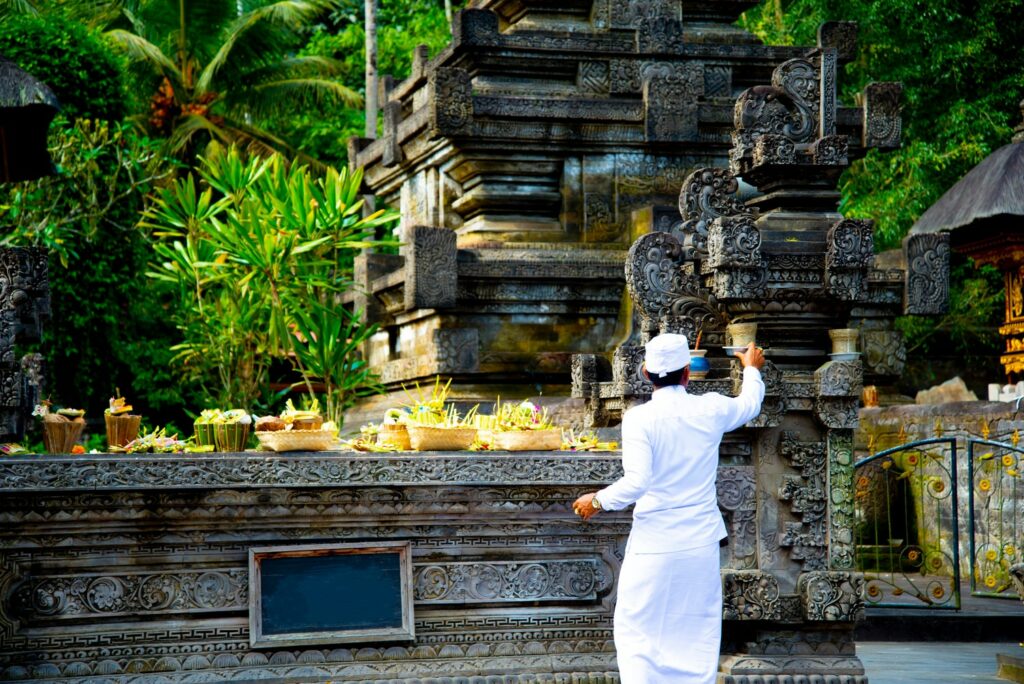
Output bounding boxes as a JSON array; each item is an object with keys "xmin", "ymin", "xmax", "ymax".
[
  {"xmin": 145, "ymin": 145, "xmax": 397, "ymax": 415},
  {"xmin": 102, "ymin": 0, "xmax": 361, "ymax": 159}
]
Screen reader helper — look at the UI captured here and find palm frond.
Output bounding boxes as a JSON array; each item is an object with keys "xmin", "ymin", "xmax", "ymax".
[
  {"xmin": 197, "ymin": 0, "xmax": 332, "ymax": 93},
  {"xmin": 167, "ymin": 113, "xmax": 232, "ymax": 153},
  {"xmin": 253, "ymin": 78, "xmax": 362, "ymax": 109},
  {"xmin": 106, "ymin": 27, "xmax": 183, "ymax": 87},
  {"xmin": 0, "ymin": 0, "xmax": 40, "ymax": 20}
]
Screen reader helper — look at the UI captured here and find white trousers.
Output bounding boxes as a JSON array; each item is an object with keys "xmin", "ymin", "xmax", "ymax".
[{"xmin": 613, "ymin": 540, "xmax": 722, "ymax": 684}]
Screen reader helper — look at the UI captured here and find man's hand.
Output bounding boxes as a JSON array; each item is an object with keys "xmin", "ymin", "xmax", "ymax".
[
  {"xmin": 573, "ymin": 492, "xmax": 601, "ymax": 521},
  {"xmin": 734, "ymin": 341, "xmax": 765, "ymax": 370}
]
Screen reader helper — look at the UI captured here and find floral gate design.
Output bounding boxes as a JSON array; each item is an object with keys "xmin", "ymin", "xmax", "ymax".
[
  {"xmin": 968, "ymin": 435, "xmax": 1024, "ymax": 599},
  {"xmin": 854, "ymin": 437, "xmax": 961, "ymax": 609},
  {"xmin": 855, "ymin": 432, "xmax": 1024, "ymax": 608}
]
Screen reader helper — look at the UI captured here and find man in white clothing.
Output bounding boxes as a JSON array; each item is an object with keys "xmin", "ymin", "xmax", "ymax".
[{"xmin": 573, "ymin": 333, "xmax": 765, "ymax": 683}]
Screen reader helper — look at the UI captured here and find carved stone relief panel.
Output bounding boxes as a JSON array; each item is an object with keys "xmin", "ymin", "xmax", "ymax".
[
  {"xmin": 903, "ymin": 232, "xmax": 950, "ymax": 315},
  {"xmin": 678, "ymin": 167, "xmax": 753, "ymax": 259},
  {"xmin": 861, "ymin": 330, "xmax": 906, "ymax": 378},
  {"xmin": 827, "ymin": 430, "xmax": 856, "ymax": 571},
  {"xmin": 643, "ymin": 63, "xmax": 703, "ymax": 142},
  {"xmin": 722, "ymin": 570, "xmax": 781, "ymax": 620},
  {"xmin": 798, "ymin": 571, "xmax": 865, "ymax": 621},
  {"xmin": 863, "ymin": 82, "xmax": 903, "ymax": 149},
  {"xmin": 404, "ymin": 226, "xmax": 458, "ymax": 311},
  {"xmin": 718, "ymin": 466, "xmax": 757, "ymax": 570},
  {"xmin": 779, "ymin": 432, "xmax": 828, "ymax": 572}
]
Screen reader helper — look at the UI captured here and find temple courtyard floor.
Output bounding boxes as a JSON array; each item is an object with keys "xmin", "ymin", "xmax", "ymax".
[{"xmin": 859, "ymin": 641, "xmax": 1020, "ymax": 683}]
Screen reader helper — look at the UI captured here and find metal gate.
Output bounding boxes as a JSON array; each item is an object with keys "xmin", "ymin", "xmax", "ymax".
[
  {"xmin": 967, "ymin": 435, "xmax": 1023, "ymax": 599},
  {"xmin": 854, "ymin": 432, "xmax": 1024, "ymax": 609},
  {"xmin": 854, "ymin": 437, "xmax": 961, "ymax": 609}
]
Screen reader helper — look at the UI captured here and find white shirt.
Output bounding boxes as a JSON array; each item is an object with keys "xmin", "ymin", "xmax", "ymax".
[{"xmin": 596, "ymin": 366, "xmax": 765, "ymax": 553}]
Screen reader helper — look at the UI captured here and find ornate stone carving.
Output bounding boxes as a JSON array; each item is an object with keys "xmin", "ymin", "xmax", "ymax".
[
  {"xmin": 431, "ymin": 328, "xmax": 479, "ymax": 373},
  {"xmin": 624, "ymin": 231, "xmax": 723, "ymax": 329},
  {"xmin": 903, "ymin": 232, "xmax": 950, "ymax": 315},
  {"xmin": 429, "ymin": 67, "xmax": 473, "ymax": 137},
  {"xmin": 798, "ymin": 571, "xmax": 865, "ymax": 621},
  {"xmin": 636, "ymin": 17, "xmax": 685, "ymax": 54},
  {"xmin": 815, "ymin": 397, "xmax": 860, "ymax": 429},
  {"xmin": 812, "ymin": 134, "xmax": 847, "ymax": 166},
  {"xmin": 678, "ymin": 167, "xmax": 753, "ymax": 258},
  {"xmin": 453, "ymin": 8, "xmax": 501, "ymax": 47},
  {"xmin": 0, "ymin": 454, "xmax": 628, "ymax": 492},
  {"xmin": 612, "ymin": 344, "xmax": 652, "ymax": 397},
  {"xmin": 578, "ymin": 61, "xmax": 611, "ymax": 94},
  {"xmin": 643, "ymin": 63, "xmax": 702, "ymax": 142},
  {"xmin": 827, "ymin": 431, "xmax": 856, "ymax": 570},
  {"xmin": 825, "ymin": 218, "xmax": 873, "ymax": 300},
  {"xmin": 13, "ymin": 570, "xmax": 248, "ymax": 621},
  {"xmin": 708, "ymin": 216, "xmax": 763, "ymax": 269},
  {"xmin": 414, "ymin": 559, "xmax": 605, "ymax": 604},
  {"xmin": 779, "ymin": 433, "xmax": 828, "ymax": 571},
  {"xmin": 405, "ymin": 226, "xmax": 457, "ymax": 311},
  {"xmin": 863, "ymin": 81, "xmax": 903, "ymax": 149},
  {"xmin": 861, "ymin": 330, "xmax": 906, "ymax": 377},
  {"xmin": 814, "ymin": 360, "xmax": 863, "ymax": 398},
  {"xmin": 722, "ymin": 571, "xmax": 781, "ymax": 620},
  {"xmin": 571, "ymin": 354, "xmax": 597, "ymax": 399},
  {"xmin": 718, "ymin": 466, "xmax": 757, "ymax": 570}
]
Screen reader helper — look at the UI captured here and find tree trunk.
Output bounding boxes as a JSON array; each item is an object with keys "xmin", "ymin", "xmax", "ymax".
[
  {"xmin": 445, "ymin": 0, "xmax": 453, "ymax": 25},
  {"xmin": 364, "ymin": 0, "xmax": 378, "ymax": 139}
]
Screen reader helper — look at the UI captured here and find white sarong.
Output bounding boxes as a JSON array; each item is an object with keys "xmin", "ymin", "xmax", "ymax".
[{"xmin": 614, "ymin": 540, "xmax": 721, "ymax": 683}]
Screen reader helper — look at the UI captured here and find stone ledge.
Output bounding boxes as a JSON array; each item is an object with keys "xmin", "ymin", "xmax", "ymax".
[{"xmin": 0, "ymin": 452, "xmax": 625, "ymax": 492}]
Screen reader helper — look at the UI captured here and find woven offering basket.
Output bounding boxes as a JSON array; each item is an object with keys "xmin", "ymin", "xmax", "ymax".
[
  {"xmin": 214, "ymin": 423, "xmax": 251, "ymax": 452},
  {"xmin": 379, "ymin": 423, "xmax": 411, "ymax": 450},
  {"xmin": 492, "ymin": 429, "xmax": 563, "ymax": 452},
  {"xmin": 256, "ymin": 429, "xmax": 333, "ymax": 453},
  {"xmin": 407, "ymin": 425, "xmax": 477, "ymax": 451},
  {"xmin": 105, "ymin": 414, "xmax": 141, "ymax": 449},
  {"xmin": 42, "ymin": 421, "xmax": 85, "ymax": 454},
  {"xmin": 193, "ymin": 422, "xmax": 216, "ymax": 449}
]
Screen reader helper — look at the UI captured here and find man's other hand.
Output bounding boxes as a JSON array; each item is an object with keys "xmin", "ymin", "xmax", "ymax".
[
  {"xmin": 734, "ymin": 342, "xmax": 765, "ymax": 370},
  {"xmin": 573, "ymin": 492, "xmax": 600, "ymax": 521}
]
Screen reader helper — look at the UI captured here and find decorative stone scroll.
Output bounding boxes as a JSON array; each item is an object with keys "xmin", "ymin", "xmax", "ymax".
[
  {"xmin": 722, "ymin": 571, "xmax": 782, "ymax": 620},
  {"xmin": 678, "ymin": 168, "xmax": 753, "ymax": 259},
  {"xmin": 718, "ymin": 466, "xmax": 757, "ymax": 570},
  {"xmin": 405, "ymin": 226, "xmax": 457, "ymax": 311},
  {"xmin": 815, "ymin": 397, "xmax": 860, "ymax": 430},
  {"xmin": 903, "ymin": 232, "xmax": 950, "ymax": 315},
  {"xmin": 825, "ymin": 219, "xmax": 874, "ymax": 300},
  {"xmin": 798, "ymin": 571, "xmax": 865, "ymax": 621},
  {"xmin": 624, "ymin": 231, "xmax": 723, "ymax": 329}
]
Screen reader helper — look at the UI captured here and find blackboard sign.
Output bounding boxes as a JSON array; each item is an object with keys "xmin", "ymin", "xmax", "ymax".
[{"xmin": 249, "ymin": 542, "xmax": 414, "ymax": 647}]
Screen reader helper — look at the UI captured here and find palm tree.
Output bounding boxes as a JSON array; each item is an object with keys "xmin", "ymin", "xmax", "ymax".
[{"xmin": 105, "ymin": 0, "xmax": 361, "ymax": 158}]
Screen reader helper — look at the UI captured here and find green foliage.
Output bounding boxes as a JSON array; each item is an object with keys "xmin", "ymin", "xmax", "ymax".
[
  {"xmin": 1, "ymin": 119, "xmax": 172, "ymax": 265},
  {"xmin": 0, "ymin": 12, "xmax": 127, "ymax": 121},
  {"xmin": 144, "ymin": 145, "xmax": 397, "ymax": 418},
  {"xmin": 102, "ymin": 0, "xmax": 360, "ymax": 160},
  {"xmin": 0, "ymin": 119, "xmax": 189, "ymax": 423},
  {"xmin": 281, "ymin": 0, "xmax": 462, "ymax": 164}
]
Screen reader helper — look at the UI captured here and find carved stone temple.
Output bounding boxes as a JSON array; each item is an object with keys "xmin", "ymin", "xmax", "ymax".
[{"xmin": 0, "ymin": 3, "xmax": 952, "ymax": 683}]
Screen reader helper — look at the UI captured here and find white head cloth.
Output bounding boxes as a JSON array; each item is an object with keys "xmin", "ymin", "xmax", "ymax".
[{"xmin": 644, "ymin": 333, "xmax": 691, "ymax": 377}]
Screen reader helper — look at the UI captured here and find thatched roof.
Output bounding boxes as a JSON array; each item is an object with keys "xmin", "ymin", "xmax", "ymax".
[
  {"xmin": 911, "ymin": 100, "xmax": 1024, "ymax": 237},
  {"xmin": 911, "ymin": 142, "xmax": 1024, "ymax": 236},
  {"xmin": 0, "ymin": 57, "xmax": 59, "ymax": 110}
]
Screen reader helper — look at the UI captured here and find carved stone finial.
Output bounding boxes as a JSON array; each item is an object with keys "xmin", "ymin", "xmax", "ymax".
[
  {"xmin": 678, "ymin": 168, "xmax": 753, "ymax": 258},
  {"xmin": 817, "ymin": 21, "xmax": 858, "ymax": 62}
]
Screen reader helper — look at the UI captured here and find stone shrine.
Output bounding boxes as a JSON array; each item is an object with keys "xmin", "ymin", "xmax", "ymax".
[
  {"xmin": 346, "ymin": 0, "xmax": 898, "ymax": 420},
  {"xmin": 571, "ymin": 22, "xmax": 948, "ymax": 684}
]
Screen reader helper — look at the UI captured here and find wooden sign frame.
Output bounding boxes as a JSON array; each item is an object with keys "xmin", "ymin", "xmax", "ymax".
[{"xmin": 249, "ymin": 541, "xmax": 415, "ymax": 648}]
